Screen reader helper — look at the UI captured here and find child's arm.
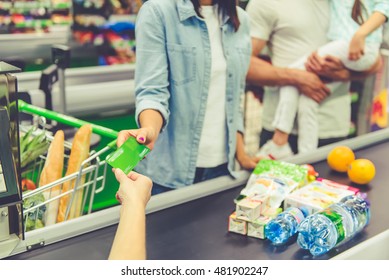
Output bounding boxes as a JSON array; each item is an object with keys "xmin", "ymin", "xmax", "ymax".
[{"xmin": 349, "ymin": 11, "xmax": 387, "ymax": 60}]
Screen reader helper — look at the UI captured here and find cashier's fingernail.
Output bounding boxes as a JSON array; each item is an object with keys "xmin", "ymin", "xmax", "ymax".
[{"xmin": 138, "ymin": 137, "xmax": 145, "ymax": 142}]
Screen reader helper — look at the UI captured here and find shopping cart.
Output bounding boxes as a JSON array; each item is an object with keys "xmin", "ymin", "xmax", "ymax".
[{"xmin": 18, "ymin": 100, "xmax": 118, "ymax": 232}]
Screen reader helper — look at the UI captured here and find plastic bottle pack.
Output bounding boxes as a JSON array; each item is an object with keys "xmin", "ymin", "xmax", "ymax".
[
  {"xmin": 265, "ymin": 207, "xmax": 308, "ymax": 245},
  {"xmin": 297, "ymin": 195, "xmax": 370, "ymax": 256}
]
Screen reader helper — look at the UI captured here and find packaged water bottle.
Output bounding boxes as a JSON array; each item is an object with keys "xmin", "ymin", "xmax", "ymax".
[
  {"xmin": 265, "ymin": 207, "xmax": 308, "ymax": 245},
  {"xmin": 297, "ymin": 195, "xmax": 370, "ymax": 256}
]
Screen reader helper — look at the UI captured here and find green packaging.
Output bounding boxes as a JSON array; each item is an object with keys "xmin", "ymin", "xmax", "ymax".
[
  {"xmin": 252, "ymin": 159, "xmax": 308, "ymax": 185},
  {"xmin": 106, "ymin": 137, "xmax": 150, "ymax": 174}
]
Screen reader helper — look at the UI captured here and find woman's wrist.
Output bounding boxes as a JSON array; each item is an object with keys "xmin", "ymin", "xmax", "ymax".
[{"xmin": 120, "ymin": 201, "xmax": 146, "ymax": 216}]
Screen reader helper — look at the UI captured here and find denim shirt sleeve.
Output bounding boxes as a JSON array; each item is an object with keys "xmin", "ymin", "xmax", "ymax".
[
  {"xmin": 134, "ymin": 2, "xmax": 171, "ymax": 130},
  {"xmin": 374, "ymin": 0, "xmax": 389, "ymax": 19},
  {"xmin": 237, "ymin": 88, "xmax": 245, "ymax": 134},
  {"xmin": 237, "ymin": 9, "xmax": 252, "ymax": 134}
]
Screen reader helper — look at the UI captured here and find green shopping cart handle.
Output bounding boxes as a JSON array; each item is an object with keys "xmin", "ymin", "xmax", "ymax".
[{"xmin": 18, "ymin": 100, "xmax": 118, "ymax": 148}]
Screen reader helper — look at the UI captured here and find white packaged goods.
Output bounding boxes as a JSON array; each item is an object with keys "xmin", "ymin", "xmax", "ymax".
[
  {"xmin": 236, "ymin": 195, "xmax": 269, "ymax": 222},
  {"xmin": 228, "ymin": 212, "xmax": 247, "ymax": 235},
  {"xmin": 247, "ymin": 216, "xmax": 272, "ymax": 239},
  {"xmin": 284, "ymin": 180, "xmax": 357, "ymax": 215},
  {"xmin": 240, "ymin": 160, "xmax": 308, "ymax": 209}
]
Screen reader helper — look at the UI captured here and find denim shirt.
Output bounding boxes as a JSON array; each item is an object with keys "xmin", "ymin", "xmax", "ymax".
[{"xmin": 133, "ymin": 0, "xmax": 252, "ymax": 188}]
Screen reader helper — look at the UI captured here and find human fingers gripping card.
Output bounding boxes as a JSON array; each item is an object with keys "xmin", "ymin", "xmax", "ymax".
[{"xmin": 106, "ymin": 137, "xmax": 150, "ymax": 174}]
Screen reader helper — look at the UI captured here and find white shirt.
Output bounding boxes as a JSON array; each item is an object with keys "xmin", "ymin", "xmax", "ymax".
[
  {"xmin": 246, "ymin": 0, "xmax": 351, "ymax": 139},
  {"xmin": 196, "ymin": 5, "xmax": 228, "ymax": 167}
]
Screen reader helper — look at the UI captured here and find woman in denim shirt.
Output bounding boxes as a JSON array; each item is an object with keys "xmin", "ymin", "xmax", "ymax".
[{"xmin": 117, "ymin": 0, "xmax": 260, "ymax": 194}]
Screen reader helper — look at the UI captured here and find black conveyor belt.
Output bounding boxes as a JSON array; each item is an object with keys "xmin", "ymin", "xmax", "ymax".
[{"xmin": 8, "ymin": 138, "xmax": 389, "ymax": 260}]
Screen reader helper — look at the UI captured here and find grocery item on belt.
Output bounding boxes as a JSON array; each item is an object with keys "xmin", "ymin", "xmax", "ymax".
[{"xmin": 239, "ymin": 159, "xmax": 308, "ymax": 210}]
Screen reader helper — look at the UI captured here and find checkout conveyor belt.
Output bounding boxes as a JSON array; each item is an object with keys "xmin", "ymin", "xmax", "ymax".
[{"xmin": 7, "ymin": 129, "xmax": 389, "ymax": 260}]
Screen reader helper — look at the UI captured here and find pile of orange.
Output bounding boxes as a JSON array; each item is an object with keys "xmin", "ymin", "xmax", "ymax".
[{"xmin": 327, "ymin": 146, "xmax": 376, "ymax": 185}]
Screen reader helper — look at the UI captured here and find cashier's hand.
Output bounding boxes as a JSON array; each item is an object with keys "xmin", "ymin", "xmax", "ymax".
[
  {"xmin": 113, "ymin": 168, "xmax": 152, "ymax": 209},
  {"xmin": 117, "ymin": 127, "xmax": 158, "ymax": 150}
]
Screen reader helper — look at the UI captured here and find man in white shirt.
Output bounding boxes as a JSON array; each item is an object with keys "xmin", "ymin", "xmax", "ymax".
[{"xmin": 245, "ymin": 0, "xmax": 381, "ymax": 156}]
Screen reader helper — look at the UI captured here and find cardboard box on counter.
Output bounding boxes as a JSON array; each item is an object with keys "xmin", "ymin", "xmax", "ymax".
[{"xmin": 228, "ymin": 212, "xmax": 247, "ymax": 235}]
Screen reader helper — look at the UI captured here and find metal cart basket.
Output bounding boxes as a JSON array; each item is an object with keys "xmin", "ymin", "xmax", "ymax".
[
  {"xmin": 21, "ymin": 126, "xmax": 109, "ymax": 232},
  {"xmin": 18, "ymin": 100, "xmax": 118, "ymax": 233}
]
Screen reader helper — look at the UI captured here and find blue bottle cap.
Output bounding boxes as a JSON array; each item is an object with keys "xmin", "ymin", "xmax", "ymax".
[{"xmin": 299, "ymin": 206, "xmax": 309, "ymax": 218}]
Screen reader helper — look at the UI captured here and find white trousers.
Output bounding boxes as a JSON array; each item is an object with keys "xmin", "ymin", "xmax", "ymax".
[{"xmin": 273, "ymin": 40, "xmax": 379, "ymax": 154}]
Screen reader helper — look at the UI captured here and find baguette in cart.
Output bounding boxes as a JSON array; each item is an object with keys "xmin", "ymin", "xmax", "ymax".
[{"xmin": 18, "ymin": 101, "xmax": 150, "ymax": 233}]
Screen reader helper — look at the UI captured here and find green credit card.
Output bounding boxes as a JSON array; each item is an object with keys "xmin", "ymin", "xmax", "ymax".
[{"xmin": 106, "ymin": 137, "xmax": 150, "ymax": 174}]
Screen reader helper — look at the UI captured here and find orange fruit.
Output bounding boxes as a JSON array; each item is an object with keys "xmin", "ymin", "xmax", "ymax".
[
  {"xmin": 327, "ymin": 146, "xmax": 355, "ymax": 172},
  {"xmin": 348, "ymin": 159, "xmax": 376, "ymax": 185}
]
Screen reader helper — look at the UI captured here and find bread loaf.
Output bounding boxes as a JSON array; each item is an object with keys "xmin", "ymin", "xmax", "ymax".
[
  {"xmin": 39, "ymin": 130, "xmax": 64, "ymax": 226},
  {"xmin": 57, "ymin": 124, "xmax": 92, "ymax": 222}
]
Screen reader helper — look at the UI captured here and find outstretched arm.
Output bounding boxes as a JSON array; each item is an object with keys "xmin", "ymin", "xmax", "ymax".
[
  {"xmin": 349, "ymin": 11, "xmax": 387, "ymax": 60},
  {"xmin": 246, "ymin": 38, "xmax": 330, "ymax": 103},
  {"xmin": 235, "ymin": 132, "xmax": 261, "ymax": 170},
  {"xmin": 108, "ymin": 169, "xmax": 152, "ymax": 260}
]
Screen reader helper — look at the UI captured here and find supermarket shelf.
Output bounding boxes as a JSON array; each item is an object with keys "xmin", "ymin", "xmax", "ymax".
[
  {"xmin": 16, "ymin": 64, "xmax": 136, "ymax": 92},
  {"xmin": 15, "ymin": 63, "xmax": 136, "ymax": 118},
  {"xmin": 0, "ymin": 28, "xmax": 70, "ymax": 60},
  {"xmin": 27, "ymin": 79, "xmax": 136, "ymax": 117}
]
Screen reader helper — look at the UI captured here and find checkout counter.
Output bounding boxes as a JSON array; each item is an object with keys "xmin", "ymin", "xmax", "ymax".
[
  {"xmin": 2, "ymin": 127, "xmax": 389, "ymax": 260},
  {"xmin": 0, "ymin": 62, "xmax": 24, "ymax": 259},
  {"xmin": 1, "ymin": 48, "xmax": 389, "ymax": 259}
]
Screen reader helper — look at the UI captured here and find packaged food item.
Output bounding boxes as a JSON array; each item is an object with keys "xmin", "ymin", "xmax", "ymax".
[
  {"xmin": 228, "ymin": 212, "xmax": 247, "ymax": 235},
  {"xmin": 262, "ymin": 207, "xmax": 282, "ymax": 219},
  {"xmin": 228, "ymin": 160, "xmax": 311, "ymax": 240},
  {"xmin": 247, "ymin": 215, "xmax": 272, "ymax": 239},
  {"xmin": 284, "ymin": 180, "xmax": 358, "ymax": 215},
  {"xmin": 235, "ymin": 194, "xmax": 268, "ymax": 222},
  {"xmin": 239, "ymin": 160, "xmax": 308, "ymax": 209}
]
